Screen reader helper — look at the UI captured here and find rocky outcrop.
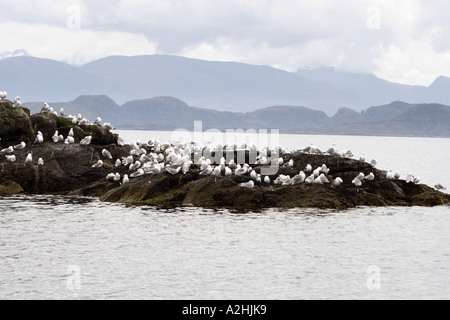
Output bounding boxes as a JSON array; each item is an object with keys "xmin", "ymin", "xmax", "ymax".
[
  {"xmin": 84, "ymin": 152, "xmax": 449, "ymax": 209},
  {"xmin": 1, "ymin": 101, "xmax": 449, "ymax": 209},
  {"xmin": 0, "ymin": 101, "xmax": 35, "ymax": 147},
  {"xmin": 1, "ymin": 100, "xmax": 118, "ymax": 148}
]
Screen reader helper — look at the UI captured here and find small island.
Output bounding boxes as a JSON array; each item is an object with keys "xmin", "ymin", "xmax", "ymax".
[{"xmin": 1, "ymin": 99, "xmax": 449, "ymax": 209}]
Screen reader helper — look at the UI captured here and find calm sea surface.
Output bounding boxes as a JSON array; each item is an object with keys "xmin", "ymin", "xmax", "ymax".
[{"xmin": 1, "ymin": 131, "xmax": 449, "ymax": 300}]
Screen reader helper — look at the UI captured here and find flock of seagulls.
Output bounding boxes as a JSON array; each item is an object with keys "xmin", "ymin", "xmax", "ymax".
[{"xmin": 0, "ymin": 93, "xmax": 448, "ymax": 193}]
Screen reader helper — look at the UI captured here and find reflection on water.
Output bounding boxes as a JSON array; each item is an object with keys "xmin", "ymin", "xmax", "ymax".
[{"xmin": 0, "ymin": 194, "xmax": 449, "ymax": 300}]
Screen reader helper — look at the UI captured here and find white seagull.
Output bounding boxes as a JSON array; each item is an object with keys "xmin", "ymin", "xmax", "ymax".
[
  {"xmin": 240, "ymin": 180, "xmax": 255, "ymax": 189},
  {"xmin": 34, "ymin": 132, "xmax": 44, "ymax": 144},
  {"xmin": 92, "ymin": 160, "xmax": 104, "ymax": 168},
  {"xmin": 80, "ymin": 136, "xmax": 92, "ymax": 145},
  {"xmin": 102, "ymin": 149, "xmax": 113, "ymax": 160},
  {"xmin": 25, "ymin": 153, "xmax": 33, "ymax": 164}
]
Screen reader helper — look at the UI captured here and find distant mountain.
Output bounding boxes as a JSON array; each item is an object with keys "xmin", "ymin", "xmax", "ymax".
[
  {"xmin": 23, "ymin": 95, "xmax": 450, "ymax": 137},
  {"xmin": 25, "ymin": 95, "xmax": 122, "ymax": 124},
  {"xmin": 3, "ymin": 54, "xmax": 450, "ymax": 114},
  {"xmin": 299, "ymin": 103, "xmax": 450, "ymax": 137}
]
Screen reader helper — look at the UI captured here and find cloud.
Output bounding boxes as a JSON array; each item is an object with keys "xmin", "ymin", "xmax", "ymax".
[
  {"xmin": 0, "ymin": 22, "xmax": 158, "ymax": 65},
  {"xmin": 1, "ymin": 0, "xmax": 450, "ymax": 85}
]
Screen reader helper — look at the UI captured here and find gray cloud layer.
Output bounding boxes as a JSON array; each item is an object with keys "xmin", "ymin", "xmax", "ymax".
[{"xmin": 1, "ymin": 0, "xmax": 450, "ymax": 85}]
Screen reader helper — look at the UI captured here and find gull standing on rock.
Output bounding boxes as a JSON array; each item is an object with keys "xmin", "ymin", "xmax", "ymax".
[
  {"xmin": 0, "ymin": 146, "xmax": 14, "ymax": 154},
  {"xmin": 435, "ymin": 184, "xmax": 447, "ymax": 191},
  {"xmin": 240, "ymin": 180, "xmax": 255, "ymax": 189},
  {"xmin": 102, "ymin": 149, "xmax": 113, "ymax": 160},
  {"xmin": 14, "ymin": 142, "xmax": 26, "ymax": 150},
  {"xmin": 25, "ymin": 153, "xmax": 33, "ymax": 164},
  {"xmin": 0, "ymin": 91, "xmax": 7, "ymax": 100},
  {"xmin": 370, "ymin": 159, "xmax": 378, "ymax": 168},
  {"xmin": 6, "ymin": 155, "xmax": 16, "ymax": 163},
  {"xmin": 80, "ymin": 136, "xmax": 92, "ymax": 145},
  {"xmin": 332, "ymin": 177, "xmax": 344, "ymax": 187},
  {"xmin": 92, "ymin": 160, "xmax": 103, "ymax": 168},
  {"xmin": 34, "ymin": 132, "xmax": 44, "ymax": 144},
  {"xmin": 38, "ymin": 158, "xmax": 44, "ymax": 166},
  {"xmin": 365, "ymin": 173, "xmax": 375, "ymax": 181},
  {"xmin": 13, "ymin": 97, "xmax": 21, "ymax": 108}
]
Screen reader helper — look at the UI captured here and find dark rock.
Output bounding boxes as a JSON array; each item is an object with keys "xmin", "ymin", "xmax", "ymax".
[
  {"xmin": 0, "ymin": 101, "xmax": 35, "ymax": 147},
  {"xmin": 1, "ymin": 144, "xmax": 131, "ymax": 194},
  {"xmin": 0, "ymin": 179, "xmax": 24, "ymax": 196}
]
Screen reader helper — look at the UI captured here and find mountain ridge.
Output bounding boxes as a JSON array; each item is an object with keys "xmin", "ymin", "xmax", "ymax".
[
  {"xmin": 23, "ymin": 95, "xmax": 450, "ymax": 137},
  {"xmin": 3, "ymin": 54, "xmax": 450, "ymax": 114}
]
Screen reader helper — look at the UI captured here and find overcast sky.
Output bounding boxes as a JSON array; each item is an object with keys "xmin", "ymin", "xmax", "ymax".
[{"xmin": 1, "ymin": 0, "xmax": 449, "ymax": 86}]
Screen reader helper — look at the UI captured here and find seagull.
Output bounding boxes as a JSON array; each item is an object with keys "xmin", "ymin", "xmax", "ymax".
[
  {"xmin": 12, "ymin": 97, "xmax": 21, "ymax": 108},
  {"xmin": 1, "ymin": 146, "xmax": 14, "ymax": 154},
  {"xmin": 0, "ymin": 91, "xmax": 7, "ymax": 100},
  {"xmin": 78, "ymin": 118, "xmax": 89, "ymax": 126},
  {"xmin": 52, "ymin": 131, "xmax": 60, "ymax": 143},
  {"xmin": 115, "ymin": 159, "xmax": 122, "ymax": 167},
  {"xmin": 313, "ymin": 176, "xmax": 323, "ymax": 185},
  {"xmin": 212, "ymin": 166, "xmax": 222, "ymax": 176},
  {"xmin": 130, "ymin": 169, "xmax": 145, "ymax": 178},
  {"xmin": 200, "ymin": 166, "xmax": 213, "ymax": 176},
  {"xmin": 129, "ymin": 161, "xmax": 142, "ymax": 171},
  {"xmin": 405, "ymin": 173, "xmax": 415, "ymax": 184},
  {"xmin": 264, "ymin": 176, "xmax": 271, "ymax": 184},
  {"xmin": 92, "ymin": 160, "xmax": 104, "ymax": 168},
  {"xmin": 394, "ymin": 172, "xmax": 401, "ymax": 180},
  {"xmin": 305, "ymin": 174, "xmax": 315, "ymax": 184},
  {"xmin": 60, "ymin": 108, "xmax": 66, "ymax": 117},
  {"xmin": 113, "ymin": 173, "xmax": 121, "ymax": 182},
  {"xmin": 25, "ymin": 153, "xmax": 33, "ymax": 164},
  {"xmin": 435, "ymin": 184, "xmax": 447, "ymax": 191},
  {"xmin": 386, "ymin": 171, "xmax": 395, "ymax": 181},
  {"xmin": 365, "ymin": 173, "xmax": 375, "ymax": 181},
  {"xmin": 41, "ymin": 103, "xmax": 51, "ymax": 113},
  {"xmin": 370, "ymin": 159, "xmax": 378, "ymax": 168},
  {"xmin": 240, "ymin": 180, "xmax": 255, "ymax": 189},
  {"xmin": 117, "ymin": 137, "xmax": 125, "ymax": 147},
  {"xmin": 352, "ymin": 178, "xmax": 363, "ymax": 187},
  {"xmin": 102, "ymin": 149, "xmax": 113, "ymax": 160},
  {"xmin": 250, "ymin": 170, "xmax": 258, "ymax": 180},
  {"xmin": 283, "ymin": 159, "xmax": 294, "ymax": 168},
  {"xmin": 38, "ymin": 158, "xmax": 44, "ymax": 166},
  {"xmin": 122, "ymin": 174, "xmax": 130, "ymax": 185},
  {"xmin": 80, "ymin": 136, "xmax": 92, "ymax": 145},
  {"xmin": 360, "ymin": 154, "xmax": 366, "ymax": 162},
  {"xmin": 34, "ymin": 132, "xmax": 44, "ymax": 144},
  {"xmin": 65, "ymin": 136, "xmax": 75, "ymax": 145},
  {"xmin": 225, "ymin": 167, "xmax": 232, "ymax": 176},
  {"xmin": 356, "ymin": 173, "xmax": 365, "ymax": 181},
  {"xmin": 106, "ymin": 173, "xmax": 116, "ymax": 181},
  {"xmin": 413, "ymin": 177, "xmax": 421, "ymax": 184},
  {"xmin": 305, "ymin": 164, "xmax": 313, "ymax": 172},
  {"xmin": 332, "ymin": 177, "xmax": 344, "ymax": 187},
  {"xmin": 166, "ymin": 166, "xmax": 181, "ymax": 176},
  {"xmin": 94, "ymin": 117, "xmax": 102, "ymax": 125},
  {"xmin": 319, "ymin": 174, "xmax": 330, "ymax": 184},
  {"xmin": 5, "ymin": 155, "xmax": 16, "ymax": 163},
  {"xmin": 235, "ymin": 164, "xmax": 249, "ymax": 176},
  {"xmin": 313, "ymin": 168, "xmax": 321, "ymax": 178},
  {"xmin": 68, "ymin": 128, "xmax": 74, "ymax": 137}
]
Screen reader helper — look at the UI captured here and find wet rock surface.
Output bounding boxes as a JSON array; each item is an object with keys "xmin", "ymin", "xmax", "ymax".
[{"xmin": 1, "ymin": 101, "xmax": 449, "ymax": 209}]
